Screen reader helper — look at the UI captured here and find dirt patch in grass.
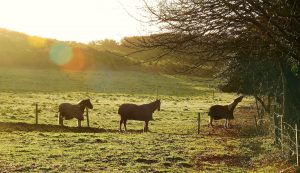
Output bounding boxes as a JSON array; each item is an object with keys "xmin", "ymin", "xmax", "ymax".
[
  {"xmin": 255, "ymin": 151, "xmax": 297, "ymax": 173},
  {"xmin": 195, "ymin": 105, "xmax": 298, "ymax": 172},
  {"xmin": 203, "ymin": 106, "xmax": 269, "ymax": 138},
  {"xmin": 195, "ymin": 154, "xmax": 252, "ymax": 169}
]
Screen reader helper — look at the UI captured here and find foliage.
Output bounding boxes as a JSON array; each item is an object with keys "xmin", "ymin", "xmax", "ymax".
[
  {"xmin": 137, "ymin": 0, "xmax": 300, "ymax": 122},
  {"xmin": 219, "ymin": 33, "xmax": 282, "ymax": 96}
]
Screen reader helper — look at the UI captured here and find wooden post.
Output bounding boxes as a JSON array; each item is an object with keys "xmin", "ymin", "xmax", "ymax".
[
  {"xmin": 197, "ymin": 113, "xmax": 200, "ymax": 134},
  {"xmin": 77, "ymin": 119, "xmax": 81, "ymax": 128},
  {"xmin": 273, "ymin": 111, "xmax": 279, "ymax": 144},
  {"xmin": 296, "ymin": 124, "xmax": 299, "ymax": 166},
  {"xmin": 86, "ymin": 108, "xmax": 90, "ymax": 127},
  {"xmin": 281, "ymin": 115, "xmax": 284, "ymax": 153},
  {"xmin": 35, "ymin": 103, "xmax": 38, "ymax": 124}
]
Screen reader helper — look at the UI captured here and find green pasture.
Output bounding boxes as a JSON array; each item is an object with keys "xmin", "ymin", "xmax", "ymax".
[{"xmin": 0, "ymin": 68, "xmax": 282, "ymax": 172}]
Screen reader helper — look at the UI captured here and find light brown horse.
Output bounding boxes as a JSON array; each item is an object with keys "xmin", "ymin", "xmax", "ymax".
[{"xmin": 118, "ymin": 99, "xmax": 161, "ymax": 132}]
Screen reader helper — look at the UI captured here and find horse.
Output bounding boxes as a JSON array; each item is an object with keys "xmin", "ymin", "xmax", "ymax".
[
  {"xmin": 58, "ymin": 99, "xmax": 93, "ymax": 127},
  {"xmin": 118, "ymin": 99, "xmax": 161, "ymax": 132},
  {"xmin": 208, "ymin": 96, "xmax": 243, "ymax": 128}
]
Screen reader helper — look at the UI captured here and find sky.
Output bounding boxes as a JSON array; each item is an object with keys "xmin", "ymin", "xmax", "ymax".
[{"xmin": 0, "ymin": 0, "xmax": 155, "ymax": 43}]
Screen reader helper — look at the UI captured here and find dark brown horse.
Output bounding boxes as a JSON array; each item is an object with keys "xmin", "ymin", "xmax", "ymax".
[
  {"xmin": 58, "ymin": 99, "xmax": 93, "ymax": 127},
  {"xmin": 118, "ymin": 99, "xmax": 161, "ymax": 132},
  {"xmin": 208, "ymin": 96, "xmax": 243, "ymax": 128}
]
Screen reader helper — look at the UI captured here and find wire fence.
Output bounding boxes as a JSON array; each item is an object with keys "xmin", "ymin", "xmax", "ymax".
[
  {"xmin": 273, "ymin": 112, "xmax": 299, "ymax": 166},
  {"xmin": 195, "ymin": 102, "xmax": 300, "ymax": 167},
  {"xmin": 0, "ymin": 101, "xmax": 57, "ymax": 124}
]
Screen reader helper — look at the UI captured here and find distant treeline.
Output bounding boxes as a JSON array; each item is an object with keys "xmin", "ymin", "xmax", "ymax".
[{"xmin": 0, "ymin": 28, "xmax": 217, "ymax": 77}]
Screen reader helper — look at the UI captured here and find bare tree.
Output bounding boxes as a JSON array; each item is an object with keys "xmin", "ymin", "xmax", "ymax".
[{"xmin": 126, "ymin": 0, "xmax": 300, "ymax": 122}]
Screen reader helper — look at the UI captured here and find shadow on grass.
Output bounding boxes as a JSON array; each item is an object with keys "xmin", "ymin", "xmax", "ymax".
[
  {"xmin": 0, "ymin": 122, "xmax": 144, "ymax": 133},
  {"xmin": 202, "ymin": 124, "xmax": 264, "ymax": 138}
]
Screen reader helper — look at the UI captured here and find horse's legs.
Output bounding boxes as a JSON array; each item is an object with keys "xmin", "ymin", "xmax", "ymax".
[
  {"xmin": 224, "ymin": 119, "xmax": 227, "ymax": 128},
  {"xmin": 119, "ymin": 117, "xmax": 124, "ymax": 131},
  {"xmin": 123, "ymin": 119, "xmax": 127, "ymax": 131},
  {"xmin": 208, "ymin": 116, "xmax": 213, "ymax": 127},
  {"xmin": 144, "ymin": 121, "xmax": 149, "ymax": 132},
  {"xmin": 227, "ymin": 120, "xmax": 231, "ymax": 128},
  {"xmin": 58, "ymin": 113, "xmax": 64, "ymax": 126},
  {"xmin": 224, "ymin": 119, "xmax": 229, "ymax": 128}
]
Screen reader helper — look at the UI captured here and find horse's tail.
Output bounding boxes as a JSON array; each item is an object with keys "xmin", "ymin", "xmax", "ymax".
[{"xmin": 118, "ymin": 107, "xmax": 121, "ymax": 115}]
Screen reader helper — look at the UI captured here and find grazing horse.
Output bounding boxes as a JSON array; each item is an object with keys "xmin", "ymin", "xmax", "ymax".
[
  {"xmin": 118, "ymin": 99, "xmax": 161, "ymax": 132},
  {"xmin": 58, "ymin": 99, "xmax": 93, "ymax": 127},
  {"xmin": 208, "ymin": 96, "xmax": 243, "ymax": 128}
]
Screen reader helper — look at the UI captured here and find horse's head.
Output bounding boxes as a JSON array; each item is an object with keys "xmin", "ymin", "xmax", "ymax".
[
  {"xmin": 81, "ymin": 99, "xmax": 93, "ymax": 109},
  {"xmin": 156, "ymin": 99, "xmax": 161, "ymax": 111},
  {"xmin": 234, "ymin": 96, "xmax": 244, "ymax": 103}
]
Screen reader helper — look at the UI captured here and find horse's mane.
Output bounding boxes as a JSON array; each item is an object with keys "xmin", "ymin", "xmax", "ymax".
[{"xmin": 147, "ymin": 100, "xmax": 160, "ymax": 106}]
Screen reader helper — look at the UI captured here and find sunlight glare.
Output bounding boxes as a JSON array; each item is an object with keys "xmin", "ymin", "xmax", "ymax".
[
  {"xmin": 27, "ymin": 36, "xmax": 48, "ymax": 48},
  {"xmin": 49, "ymin": 43, "xmax": 72, "ymax": 65},
  {"xmin": 0, "ymin": 0, "xmax": 153, "ymax": 43},
  {"xmin": 62, "ymin": 48, "xmax": 86, "ymax": 71}
]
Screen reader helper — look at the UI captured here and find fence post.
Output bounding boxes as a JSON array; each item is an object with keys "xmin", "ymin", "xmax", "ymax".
[
  {"xmin": 273, "ymin": 111, "xmax": 279, "ymax": 144},
  {"xmin": 281, "ymin": 115, "xmax": 284, "ymax": 153},
  {"xmin": 296, "ymin": 124, "xmax": 299, "ymax": 166},
  {"xmin": 197, "ymin": 112, "xmax": 200, "ymax": 134},
  {"xmin": 35, "ymin": 103, "xmax": 38, "ymax": 124},
  {"xmin": 86, "ymin": 108, "xmax": 90, "ymax": 127}
]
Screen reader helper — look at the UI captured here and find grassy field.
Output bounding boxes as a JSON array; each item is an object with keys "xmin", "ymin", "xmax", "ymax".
[{"xmin": 0, "ymin": 68, "xmax": 287, "ymax": 172}]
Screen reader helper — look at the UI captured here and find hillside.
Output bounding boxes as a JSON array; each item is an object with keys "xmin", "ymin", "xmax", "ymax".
[
  {"xmin": 0, "ymin": 28, "xmax": 219, "ymax": 77},
  {"xmin": 0, "ymin": 28, "xmax": 138, "ymax": 71}
]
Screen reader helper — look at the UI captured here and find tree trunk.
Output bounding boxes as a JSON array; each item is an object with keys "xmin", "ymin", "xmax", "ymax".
[{"xmin": 279, "ymin": 59, "xmax": 300, "ymax": 124}]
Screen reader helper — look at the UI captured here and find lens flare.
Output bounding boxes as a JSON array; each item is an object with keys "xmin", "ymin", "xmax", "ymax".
[
  {"xmin": 49, "ymin": 43, "xmax": 72, "ymax": 65},
  {"xmin": 62, "ymin": 48, "xmax": 86, "ymax": 71},
  {"xmin": 27, "ymin": 36, "xmax": 47, "ymax": 48}
]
